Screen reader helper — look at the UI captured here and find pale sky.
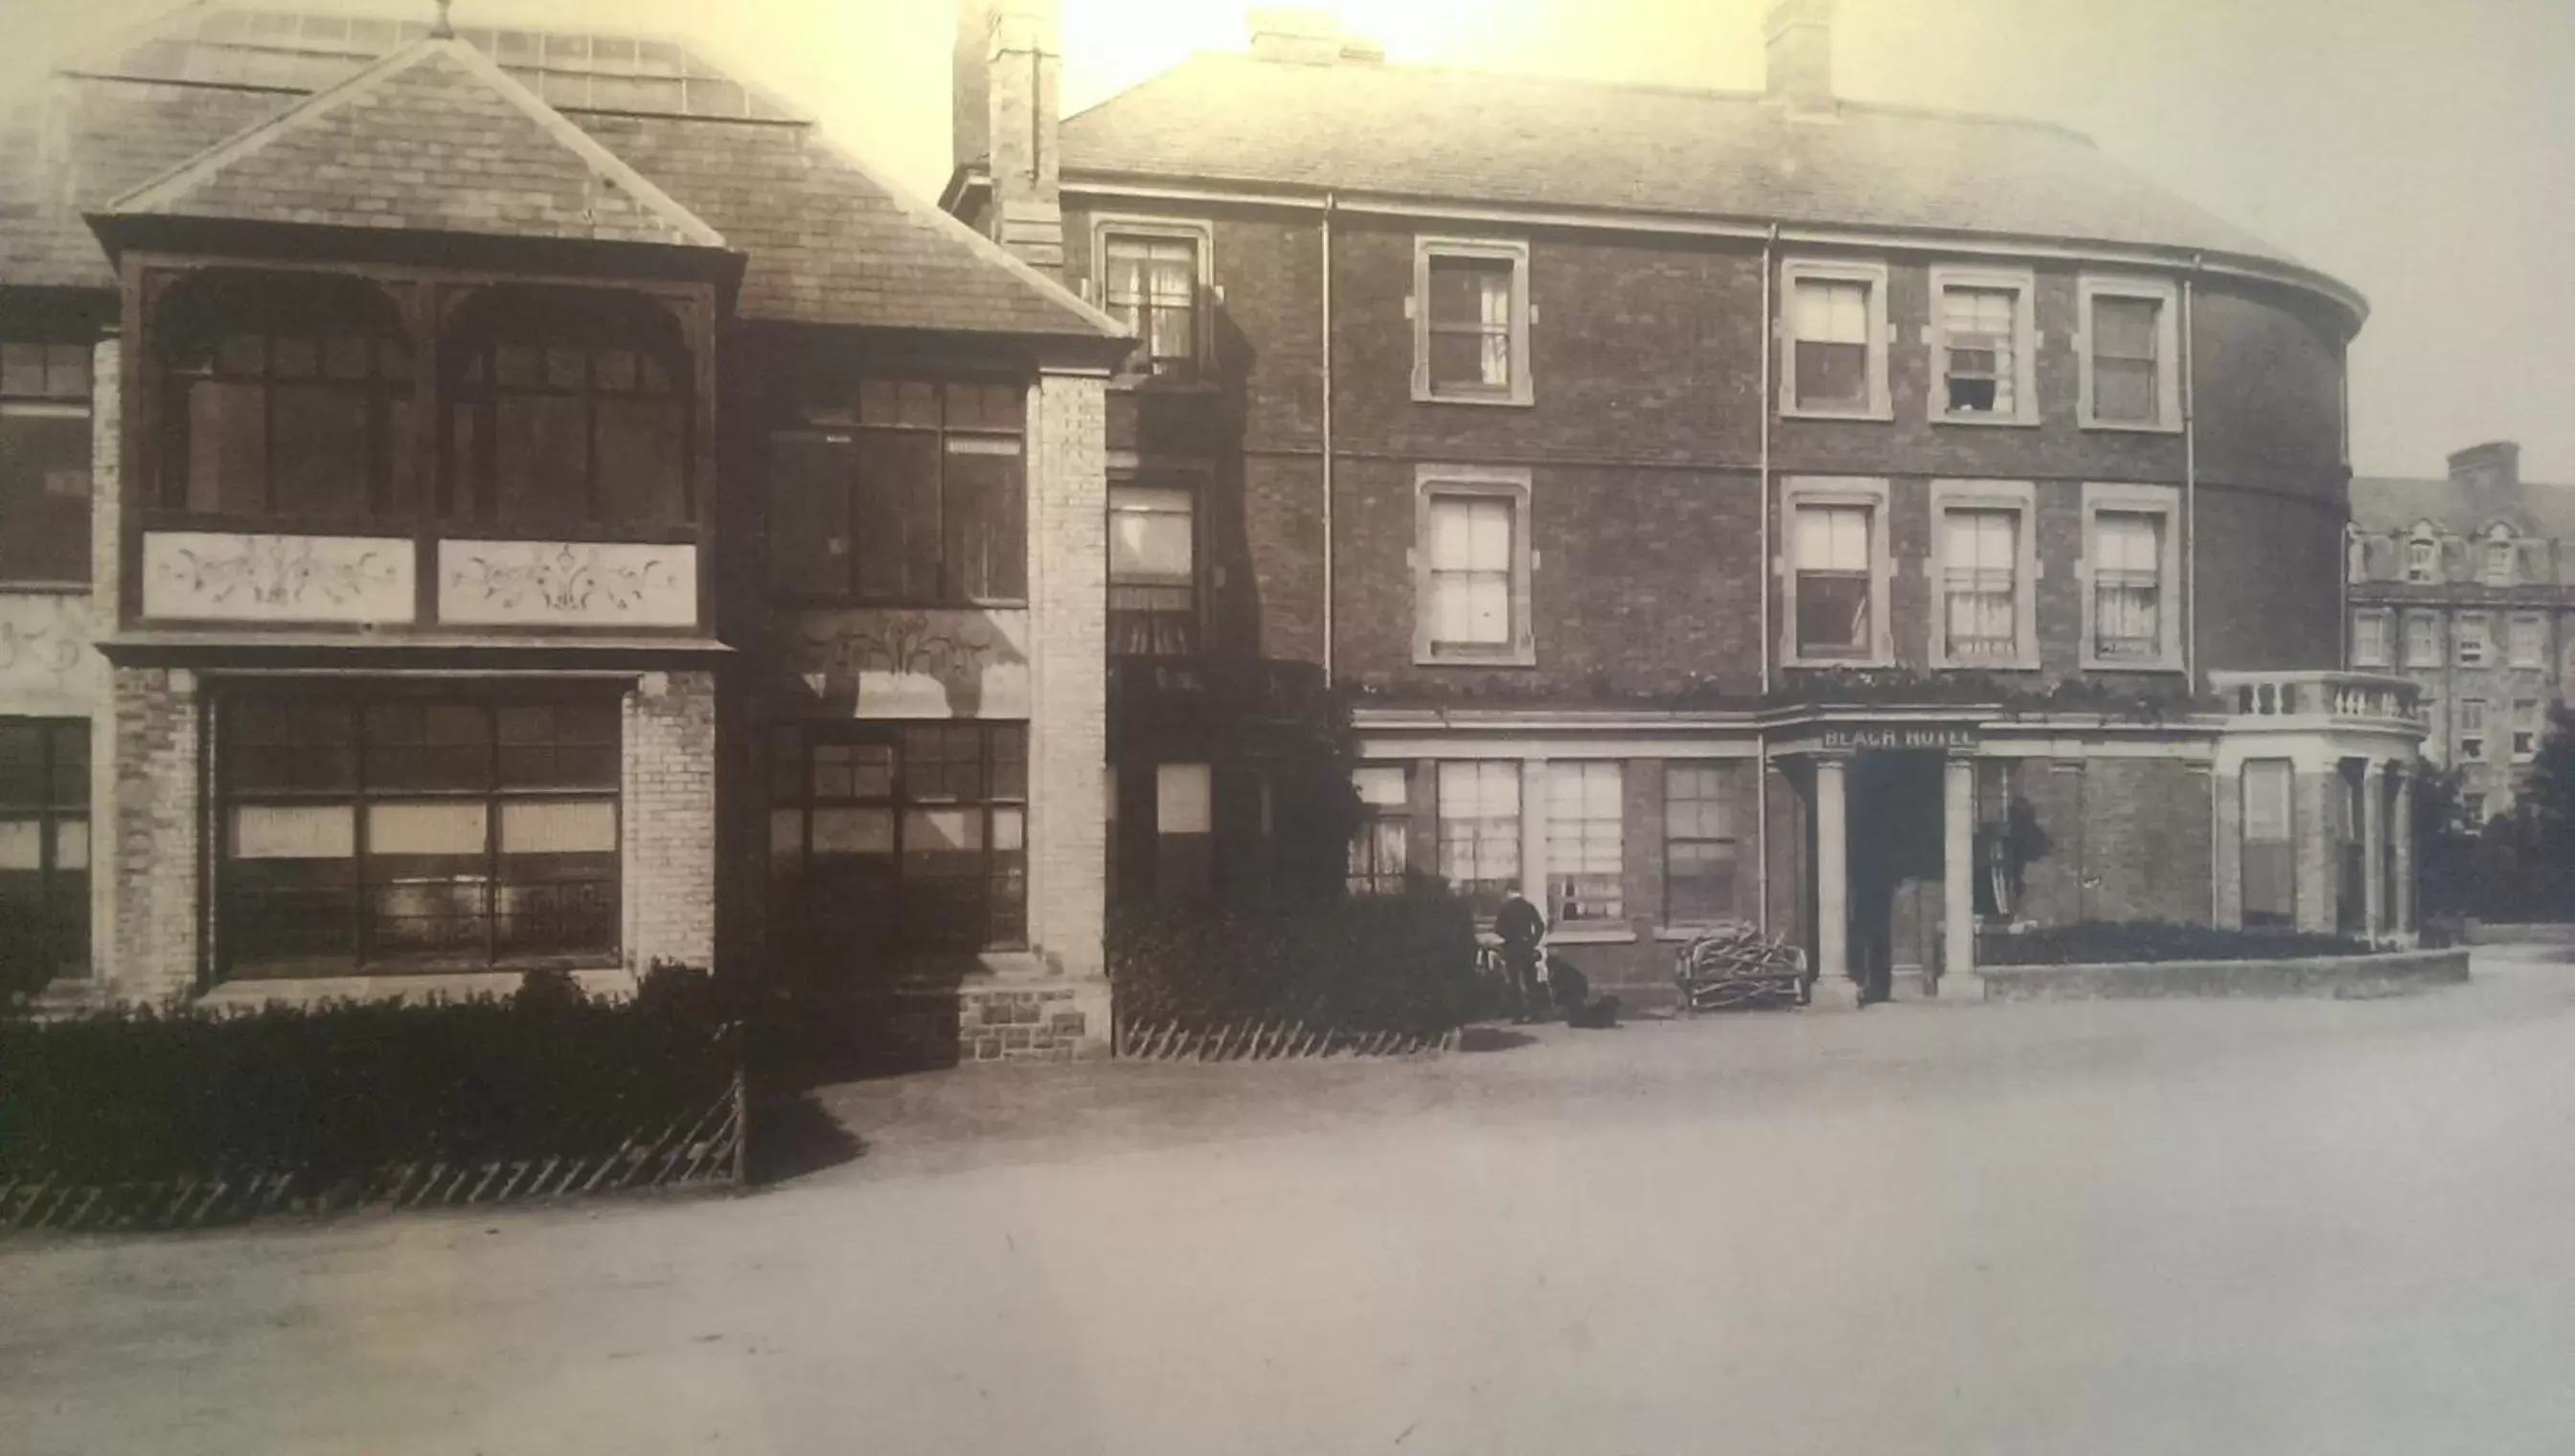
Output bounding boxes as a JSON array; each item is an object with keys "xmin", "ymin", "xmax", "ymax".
[{"xmin": 5, "ymin": 0, "xmax": 2569, "ymax": 483}]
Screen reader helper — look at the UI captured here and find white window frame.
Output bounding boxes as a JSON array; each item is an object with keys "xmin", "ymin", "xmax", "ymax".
[
  {"xmin": 2512, "ymin": 698, "xmax": 2543, "ymax": 762},
  {"xmin": 2404, "ymin": 611, "xmax": 2440, "ymax": 669},
  {"xmin": 1779, "ymin": 476, "xmax": 1894, "ymax": 669},
  {"xmin": 2459, "ymin": 697, "xmax": 2489, "ymax": 762},
  {"xmin": 2404, "ymin": 528, "xmax": 2440, "ymax": 585},
  {"xmin": 2078, "ymin": 482, "xmax": 2183, "ymax": 671},
  {"xmin": 2482, "ymin": 528, "xmax": 2518, "ymax": 588},
  {"xmin": 1089, "ymin": 215, "xmax": 1215, "ymax": 383},
  {"xmin": 1928, "ymin": 479, "xmax": 2039, "ymax": 670},
  {"xmin": 1413, "ymin": 465, "xmax": 1536, "ymax": 666},
  {"xmin": 1412, "ymin": 237, "xmax": 1533, "ymax": 407},
  {"xmin": 2351, "ymin": 608, "xmax": 2392, "ymax": 669},
  {"xmin": 2455, "ymin": 612, "xmax": 2492, "ymax": 668},
  {"xmin": 1778, "ymin": 258, "xmax": 1892, "ymax": 421},
  {"xmin": 1926, "ymin": 265, "xmax": 2039, "ymax": 427},
  {"xmin": 2508, "ymin": 612, "xmax": 2545, "ymax": 671},
  {"xmin": 2076, "ymin": 274, "xmax": 2182, "ymax": 432}
]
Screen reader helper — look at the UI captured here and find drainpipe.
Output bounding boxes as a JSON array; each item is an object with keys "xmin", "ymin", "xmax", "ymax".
[
  {"xmin": 1755, "ymin": 223, "xmax": 1778, "ymax": 933},
  {"xmin": 1321, "ymin": 192, "xmax": 1336, "ymax": 685},
  {"xmin": 2182, "ymin": 253, "xmax": 2202, "ymax": 689}
]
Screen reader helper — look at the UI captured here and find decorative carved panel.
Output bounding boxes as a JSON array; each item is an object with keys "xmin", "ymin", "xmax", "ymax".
[
  {"xmin": 787, "ymin": 608, "xmax": 1031, "ymax": 719},
  {"xmin": 141, "ymin": 533, "xmax": 414, "ymax": 625},
  {"xmin": 437, "ymin": 541, "xmax": 697, "ymax": 628},
  {"xmin": 0, "ymin": 591, "xmax": 103, "ymax": 713}
]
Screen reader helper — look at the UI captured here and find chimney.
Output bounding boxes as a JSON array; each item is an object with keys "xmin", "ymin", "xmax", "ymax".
[
  {"xmin": 1764, "ymin": 0, "xmax": 1835, "ymax": 113},
  {"xmin": 2448, "ymin": 440, "xmax": 2521, "ymax": 495},
  {"xmin": 1248, "ymin": 6, "xmax": 1349, "ymax": 65},
  {"xmin": 966, "ymin": 0, "xmax": 1064, "ymax": 272}
]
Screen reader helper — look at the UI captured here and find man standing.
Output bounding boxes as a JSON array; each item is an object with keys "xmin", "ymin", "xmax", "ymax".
[{"xmin": 1494, "ymin": 888, "xmax": 1549, "ymax": 1023}]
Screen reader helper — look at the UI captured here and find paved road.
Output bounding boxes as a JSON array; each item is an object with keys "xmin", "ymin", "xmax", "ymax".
[{"xmin": 7, "ymin": 949, "xmax": 2574, "ymax": 1455}]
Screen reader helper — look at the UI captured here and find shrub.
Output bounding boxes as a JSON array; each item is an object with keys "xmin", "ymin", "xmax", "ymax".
[
  {"xmin": 1108, "ymin": 886, "xmax": 1486, "ymax": 1037},
  {"xmin": 1980, "ymin": 921, "xmax": 2371, "ymax": 967},
  {"xmin": 0, "ymin": 967, "xmax": 737, "ymax": 1191}
]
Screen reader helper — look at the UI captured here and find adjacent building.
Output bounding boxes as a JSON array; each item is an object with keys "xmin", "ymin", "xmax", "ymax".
[
  {"xmin": 2347, "ymin": 441, "xmax": 2575, "ymax": 820},
  {"xmin": 0, "ymin": 5, "xmax": 1125, "ymax": 1052},
  {"xmin": 947, "ymin": 0, "xmax": 2426, "ymax": 1005}
]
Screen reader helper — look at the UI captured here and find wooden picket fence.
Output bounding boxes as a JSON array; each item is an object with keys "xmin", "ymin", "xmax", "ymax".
[
  {"xmin": 1116, "ymin": 1018, "xmax": 1459, "ymax": 1061},
  {"xmin": 0, "ymin": 1074, "xmax": 744, "ymax": 1235}
]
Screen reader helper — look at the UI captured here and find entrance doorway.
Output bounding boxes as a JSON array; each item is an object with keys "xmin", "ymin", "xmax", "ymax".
[{"xmin": 1845, "ymin": 751, "xmax": 1947, "ymax": 1003}]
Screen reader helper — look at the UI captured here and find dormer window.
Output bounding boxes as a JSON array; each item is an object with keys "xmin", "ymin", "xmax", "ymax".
[
  {"xmin": 2482, "ymin": 529, "xmax": 2517, "ymax": 587},
  {"xmin": 2405, "ymin": 532, "xmax": 2440, "ymax": 584}
]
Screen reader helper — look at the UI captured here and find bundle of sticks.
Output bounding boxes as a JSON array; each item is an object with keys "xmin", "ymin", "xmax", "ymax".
[{"xmin": 1673, "ymin": 921, "xmax": 1809, "ymax": 1011}]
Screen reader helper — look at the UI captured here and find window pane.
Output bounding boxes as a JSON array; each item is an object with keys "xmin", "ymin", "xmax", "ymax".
[
  {"xmin": 854, "ymin": 431, "xmax": 941, "ymax": 600},
  {"xmin": 943, "ymin": 448, "xmax": 1026, "ymax": 602},
  {"xmin": 1109, "ymin": 487, "xmax": 1195, "ymax": 584},
  {"xmin": 1546, "ymin": 762, "xmax": 1623, "ymax": 922},
  {"xmin": 0, "ymin": 413, "xmax": 92, "ymax": 582},
  {"xmin": 2095, "ymin": 297, "xmax": 2160, "ymax": 359},
  {"xmin": 1436, "ymin": 761, "xmax": 1519, "ymax": 917},
  {"xmin": 1798, "ymin": 572, "xmax": 1871, "ymax": 655},
  {"xmin": 768, "ymin": 434, "xmax": 852, "ymax": 596},
  {"xmin": 595, "ymin": 395, "xmax": 688, "ymax": 526},
  {"xmin": 1795, "ymin": 341, "xmax": 1868, "ymax": 409},
  {"xmin": 185, "ymin": 377, "xmax": 269, "ymax": 514},
  {"xmin": 268, "ymin": 382, "xmax": 375, "ymax": 519},
  {"xmin": 494, "ymin": 393, "xmax": 592, "ymax": 526}
]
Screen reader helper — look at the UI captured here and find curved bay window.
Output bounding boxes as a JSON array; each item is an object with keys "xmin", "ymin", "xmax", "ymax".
[
  {"xmin": 768, "ymin": 723, "xmax": 1028, "ymax": 963},
  {"xmin": 216, "ymin": 688, "xmax": 621, "ymax": 979},
  {"xmin": 157, "ymin": 270, "xmax": 415, "ymax": 520},
  {"xmin": 446, "ymin": 288, "xmax": 692, "ymax": 531}
]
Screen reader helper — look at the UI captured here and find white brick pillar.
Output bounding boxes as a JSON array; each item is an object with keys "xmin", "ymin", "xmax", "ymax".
[
  {"xmin": 2361, "ymin": 759, "xmax": 2387, "ymax": 939},
  {"xmin": 1812, "ymin": 757, "xmax": 1857, "ymax": 1009},
  {"xmin": 85, "ymin": 334, "xmax": 122, "ymax": 988},
  {"xmin": 106, "ymin": 666, "xmax": 201, "ymax": 1004},
  {"xmin": 623, "ymin": 670, "xmax": 717, "ymax": 973},
  {"xmin": 1026, "ymin": 370, "xmax": 1107, "ymax": 978},
  {"xmin": 1518, "ymin": 758, "xmax": 1549, "ymax": 916},
  {"xmin": 1941, "ymin": 755, "xmax": 1974, "ymax": 994}
]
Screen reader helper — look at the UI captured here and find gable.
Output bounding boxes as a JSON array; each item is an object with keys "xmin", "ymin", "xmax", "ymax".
[{"xmin": 103, "ymin": 38, "xmax": 722, "ymax": 248}]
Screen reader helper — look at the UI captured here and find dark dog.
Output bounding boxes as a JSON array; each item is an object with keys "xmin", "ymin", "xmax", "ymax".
[{"xmin": 1547, "ymin": 955, "xmax": 1621, "ymax": 1030}]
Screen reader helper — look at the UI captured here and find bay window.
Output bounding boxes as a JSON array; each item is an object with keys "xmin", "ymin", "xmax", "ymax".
[
  {"xmin": 447, "ymin": 287, "xmax": 691, "ymax": 529},
  {"xmin": 216, "ymin": 690, "xmax": 621, "ymax": 978}
]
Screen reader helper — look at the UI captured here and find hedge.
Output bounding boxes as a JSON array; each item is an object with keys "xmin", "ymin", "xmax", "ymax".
[
  {"xmin": 0, "ymin": 966, "xmax": 737, "ymax": 1193},
  {"xmin": 1107, "ymin": 886, "xmax": 1487, "ymax": 1037},
  {"xmin": 1978, "ymin": 921, "xmax": 2370, "ymax": 967}
]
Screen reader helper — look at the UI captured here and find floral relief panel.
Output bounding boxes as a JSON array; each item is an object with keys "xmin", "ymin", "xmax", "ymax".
[
  {"xmin": 437, "ymin": 541, "xmax": 698, "ymax": 629},
  {"xmin": 0, "ymin": 590, "xmax": 104, "ymax": 714},
  {"xmin": 141, "ymin": 532, "xmax": 414, "ymax": 626},
  {"xmin": 787, "ymin": 608, "xmax": 1031, "ymax": 719}
]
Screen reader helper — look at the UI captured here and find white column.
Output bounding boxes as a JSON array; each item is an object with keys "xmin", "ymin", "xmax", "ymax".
[
  {"xmin": 2392, "ymin": 763, "xmax": 2416, "ymax": 937},
  {"xmin": 1812, "ymin": 757, "xmax": 1857, "ymax": 1009},
  {"xmin": 1519, "ymin": 758, "xmax": 1549, "ymax": 916},
  {"xmin": 2361, "ymin": 760, "xmax": 2387, "ymax": 939},
  {"xmin": 1942, "ymin": 756, "xmax": 1975, "ymax": 994}
]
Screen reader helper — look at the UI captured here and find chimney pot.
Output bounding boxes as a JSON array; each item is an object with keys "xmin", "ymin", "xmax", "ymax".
[{"xmin": 1765, "ymin": 0, "xmax": 1835, "ymax": 112}]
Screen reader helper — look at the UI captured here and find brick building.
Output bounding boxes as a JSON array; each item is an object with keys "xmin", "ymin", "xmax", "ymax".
[
  {"xmin": 2347, "ymin": 441, "xmax": 2575, "ymax": 820},
  {"xmin": 946, "ymin": 0, "xmax": 2427, "ymax": 1005},
  {"xmin": 0, "ymin": 6, "xmax": 1126, "ymax": 1054}
]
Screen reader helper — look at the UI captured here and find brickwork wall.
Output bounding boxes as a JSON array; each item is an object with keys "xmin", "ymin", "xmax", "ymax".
[
  {"xmin": 104, "ymin": 666, "xmax": 200, "ymax": 1003},
  {"xmin": 2005, "ymin": 754, "xmax": 2212, "ymax": 929},
  {"xmin": 1028, "ymin": 370, "xmax": 1108, "ymax": 979},
  {"xmin": 624, "ymin": 670, "xmax": 717, "ymax": 972},
  {"xmin": 1062, "ymin": 203, "xmax": 2356, "ymax": 701}
]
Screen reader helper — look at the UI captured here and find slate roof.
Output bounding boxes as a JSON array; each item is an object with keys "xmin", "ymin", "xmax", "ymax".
[
  {"xmin": 1057, "ymin": 52, "xmax": 2336, "ymax": 290},
  {"xmin": 106, "ymin": 39, "xmax": 725, "ymax": 247},
  {"xmin": 1, "ymin": 5, "xmax": 1119, "ymax": 341},
  {"xmin": 2352, "ymin": 475, "xmax": 2575, "ymax": 538}
]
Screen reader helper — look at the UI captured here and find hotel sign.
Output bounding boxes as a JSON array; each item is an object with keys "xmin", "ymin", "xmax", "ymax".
[{"xmin": 1820, "ymin": 723, "xmax": 1980, "ymax": 752}]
